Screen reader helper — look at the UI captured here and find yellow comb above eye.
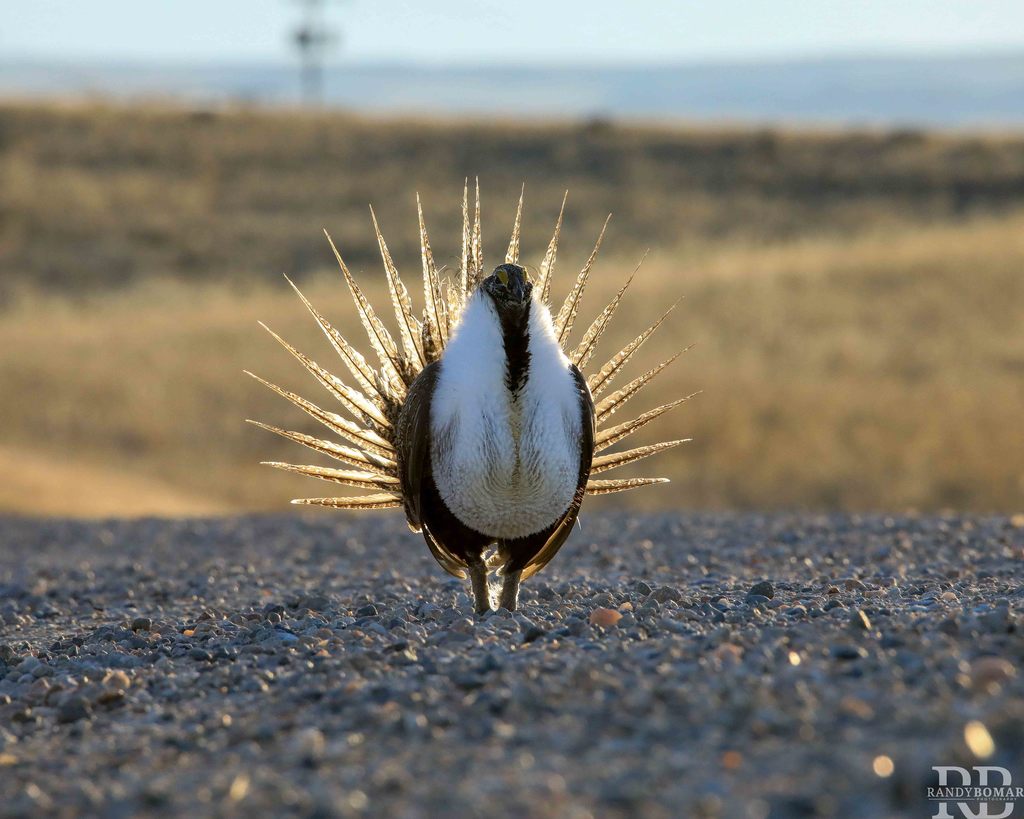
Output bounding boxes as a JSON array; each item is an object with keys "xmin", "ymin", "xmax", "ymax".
[{"xmin": 496, "ymin": 268, "xmax": 509, "ymax": 286}]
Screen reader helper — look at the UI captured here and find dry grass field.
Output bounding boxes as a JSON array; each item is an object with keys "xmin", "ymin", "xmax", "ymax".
[{"xmin": 1, "ymin": 102, "xmax": 1023, "ymax": 515}]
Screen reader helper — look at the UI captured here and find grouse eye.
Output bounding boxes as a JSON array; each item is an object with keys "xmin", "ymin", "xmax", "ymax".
[{"xmin": 496, "ymin": 269, "xmax": 509, "ymax": 286}]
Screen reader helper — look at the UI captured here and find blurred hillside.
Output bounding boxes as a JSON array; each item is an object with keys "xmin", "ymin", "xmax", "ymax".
[
  {"xmin": 1, "ymin": 102, "xmax": 1022, "ymax": 516},
  {"xmin": 4, "ymin": 102, "xmax": 1024, "ymax": 295}
]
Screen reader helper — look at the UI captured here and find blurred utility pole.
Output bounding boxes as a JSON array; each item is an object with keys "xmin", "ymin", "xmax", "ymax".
[{"xmin": 289, "ymin": 0, "xmax": 341, "ymax": 105}]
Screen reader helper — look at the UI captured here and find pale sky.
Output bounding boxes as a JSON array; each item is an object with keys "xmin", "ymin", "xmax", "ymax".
[{"xmin": 4, "ymin": 0, "xmax": 1024, "ymax": 65}]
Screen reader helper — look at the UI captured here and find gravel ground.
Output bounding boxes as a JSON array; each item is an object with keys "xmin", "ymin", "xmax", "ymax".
[{"xmin": 0, "ymin": 512, "xmax": 1021, "ymax": 818}]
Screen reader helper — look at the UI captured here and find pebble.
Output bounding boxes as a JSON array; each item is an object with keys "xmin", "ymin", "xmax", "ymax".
[
  {"xmin": 830, "ymin": 645, "xmax": 868, "ymax": 661},
  {"xmin": 56, "ymin": 697, "xmax": 90, "ymax": 724},
  {"xmin": 850, "ymin": 610, "xmax": 872, "ymax": 630},
  {"xmin": 970, "ymin": 656, "xmax": 1016, "ymax": 691},
  {"xmin": 648, "ymin": 586, "xmax": 682, "ymax": 604},
  {"xmin": 589, "ymin": 608, "xmax": 622, "ymax": 628},
  {"xmin": 748, "ymin": 581, "xmax": 775, "ymax": 599},
  {"xmin": 522, "ymin": 625, "xmax": 546, "ymax": 643}
]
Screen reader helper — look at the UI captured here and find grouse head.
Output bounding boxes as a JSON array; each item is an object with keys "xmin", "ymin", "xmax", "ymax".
[{"xmin": 482, "ymin": 263, "xmax": 532, "ymax": 315}]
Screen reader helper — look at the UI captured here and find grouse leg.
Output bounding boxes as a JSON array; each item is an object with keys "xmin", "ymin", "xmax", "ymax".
[
  {"xmin": 497, "ymin": 569, "xmax": 522, "ymax": 612},
  {"xmin": 467, "ymin": 559, "xmax": 491, "ymax": 614}
]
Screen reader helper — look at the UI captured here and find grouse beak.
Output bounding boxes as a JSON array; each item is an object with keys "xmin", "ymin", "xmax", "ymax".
[{"xmin": 506, "ymin": 267, "xmax": 529, "ymax": 303}]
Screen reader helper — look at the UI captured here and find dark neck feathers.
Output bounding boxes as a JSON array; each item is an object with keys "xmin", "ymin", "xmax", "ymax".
[{"xmin": 497, "ymin": 302, "xmax": 531, "ymax": 394}]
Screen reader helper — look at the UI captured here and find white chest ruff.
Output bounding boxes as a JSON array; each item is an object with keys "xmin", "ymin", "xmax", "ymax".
[{"xmin": 430, "ymin": 293, "xmax": 583, "ymax": 540}]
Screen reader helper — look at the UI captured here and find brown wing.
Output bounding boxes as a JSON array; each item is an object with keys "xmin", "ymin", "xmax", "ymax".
[
  {"xmin": 395, "ymin": 362, "xmax": 439, "ymax": 532},
  {"xmin": 518, "ymin": 364, "xmax": 595, "ymax": 580},
  {"xmin": 395, "ymin": 362, "xmax": 471, "ymax": 578}
]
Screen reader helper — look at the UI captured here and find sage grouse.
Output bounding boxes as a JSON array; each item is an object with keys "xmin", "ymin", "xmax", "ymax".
[{"xmin": 249, "ymin": 187, "xmax": 692, "ymax": 612}]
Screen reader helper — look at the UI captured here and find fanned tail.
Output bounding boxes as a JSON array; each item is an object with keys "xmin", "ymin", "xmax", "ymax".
[
  {"xmin": 246, "ymin": 421, "xmax": 396, "ymax": 473},
  {"xmin": 594, "ymin": 394, "xmax": 699, "ymax": 453},
  {"xmin": 245, "ymin": 371, "xmax": 394, "ymax": 458},
  {"xmin": 252, "ymin": 189, "xmax": 691, "ymax": 510},
  {"xmin": 537, "ymin": 191, "xmax": 567, "ymax": 305},
  {"xmin": 323, "ymin": 230, "xmax": 409, "ymax": 398},
  {"xmin": 590, "ymin": 439, "xmax": 690, "ymax": 474},
  {"xmin": 554, "ymin": 214, "xmax": 611, "ymax": 346},
  {"xmin": 594, "ymin": 349, "xmax": 688, "ymax": 425},
  {"xmin": 292, "ymin": 495, "xmax": 403, "ymax": 510},
  {"xmin": 587, "ymin": 301, "xmax": 680, "ymax": 397},
  {"xmin": 505, "ymin": 185, "xmax": 524, "ymax": 264},
  {"xmin": 282, "ymin": 275, "xmax": 385, "ymax": 406},
  {"xmin": 263, "ymin": 462, "xmax": 400, "ymax": 491},
  {"xmin": 257, "ymin": 322, "xmax": 391, "ymax": 431},
  {"xmin": 585, "ymin": 477, "xmax": 670, "ymax": 495},
  {"xmin": 571, "ymin": 252, "xmax": 646, "ymax": 370},
  {"xmin": 370, "ymin": 206, "xmax": 425, "ymax": 370},
  {"xmin": 471, "ymin": 178, "xmax": 484, "ymax": 291},
  {"xmin": 417, "ymin": 194, "xmax": 448, "ymax": 356}
]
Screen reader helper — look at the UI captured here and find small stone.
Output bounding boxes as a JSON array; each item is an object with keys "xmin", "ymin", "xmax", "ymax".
[
  {"xmin": 418, "ymin": 603, "xmax": 442, "ymax": 620},
  {"xmin": 830, "ymin": 645, "xmax": 867, "ymax": 661},
  {"xmin": 26, "ymin": 678, "xmax": 51, "ymax": 703},
  {"xmin": 356, "ymin": 604, "xmax": 379, "ymax": 617},
  {"xmin": 713, "ymin": 644, "xmax": 744, "ymax": 665},
  {"xmin": 748, "ymin": 581, "xmax": 774, "ymax": 600},
  {"xmin": 589, "ymin": 608, "xmax": 622, "ymax": 628},
  {"xmin": 971, "ymin": 657, "xmax": 1016, "ymax": 691},
  {"xmin": 844, "ymin": 579, "xmax": 867, "ymax": 591},
  {"xmin": 299, "ymin": 595, "xmax": 331, "ymax": 612},
  {"xmin": 16, "ymin": 657, "xmax": 41, "ymax": 673},
  {"xmin": 131, "ymin": 617, "xmax": 152, "ymax": 632},
  {"xmin": 850, "ymin": 610, "xmax": 872, "ymax": 630},
  {"xmin": 57, "ymin": 697, "xmax": 90, "ymax": 724},
  {"xmin": 291, "ymin": 727, "xmax": 325, "ymax": 763},
  {"xmin": 228, "ymin": 774, "xmax": 250, "ymax": 802},
  {"xmin": 522, "ymin": 625, "xmax": 546, "ymax": 643},
  {"xmin": 96, "ymin": 689, "xmax": 126, "ymax": 706},
  {"xmin": 940, "ymin": 591, "xmax": 958, "ymax": 603},
  {"xmin": 189, "ymin": 648, "xmax": 212, "ymax": 661},
  {"xmin": 103, "ymin": 671, "xmax": 131, "ymax": 691},
  {"xmin": 649, "ymin": 586, "xmax": 682, "ymax": 604},
  {"xmin": 839, "ymin": 696, "xmax": 874, "ymax": 720}
]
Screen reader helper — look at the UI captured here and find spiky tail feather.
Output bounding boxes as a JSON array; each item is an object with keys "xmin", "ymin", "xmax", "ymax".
[{"xmin": 251, "ymin": 187, "xmax": 691, "ymax": 508}]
